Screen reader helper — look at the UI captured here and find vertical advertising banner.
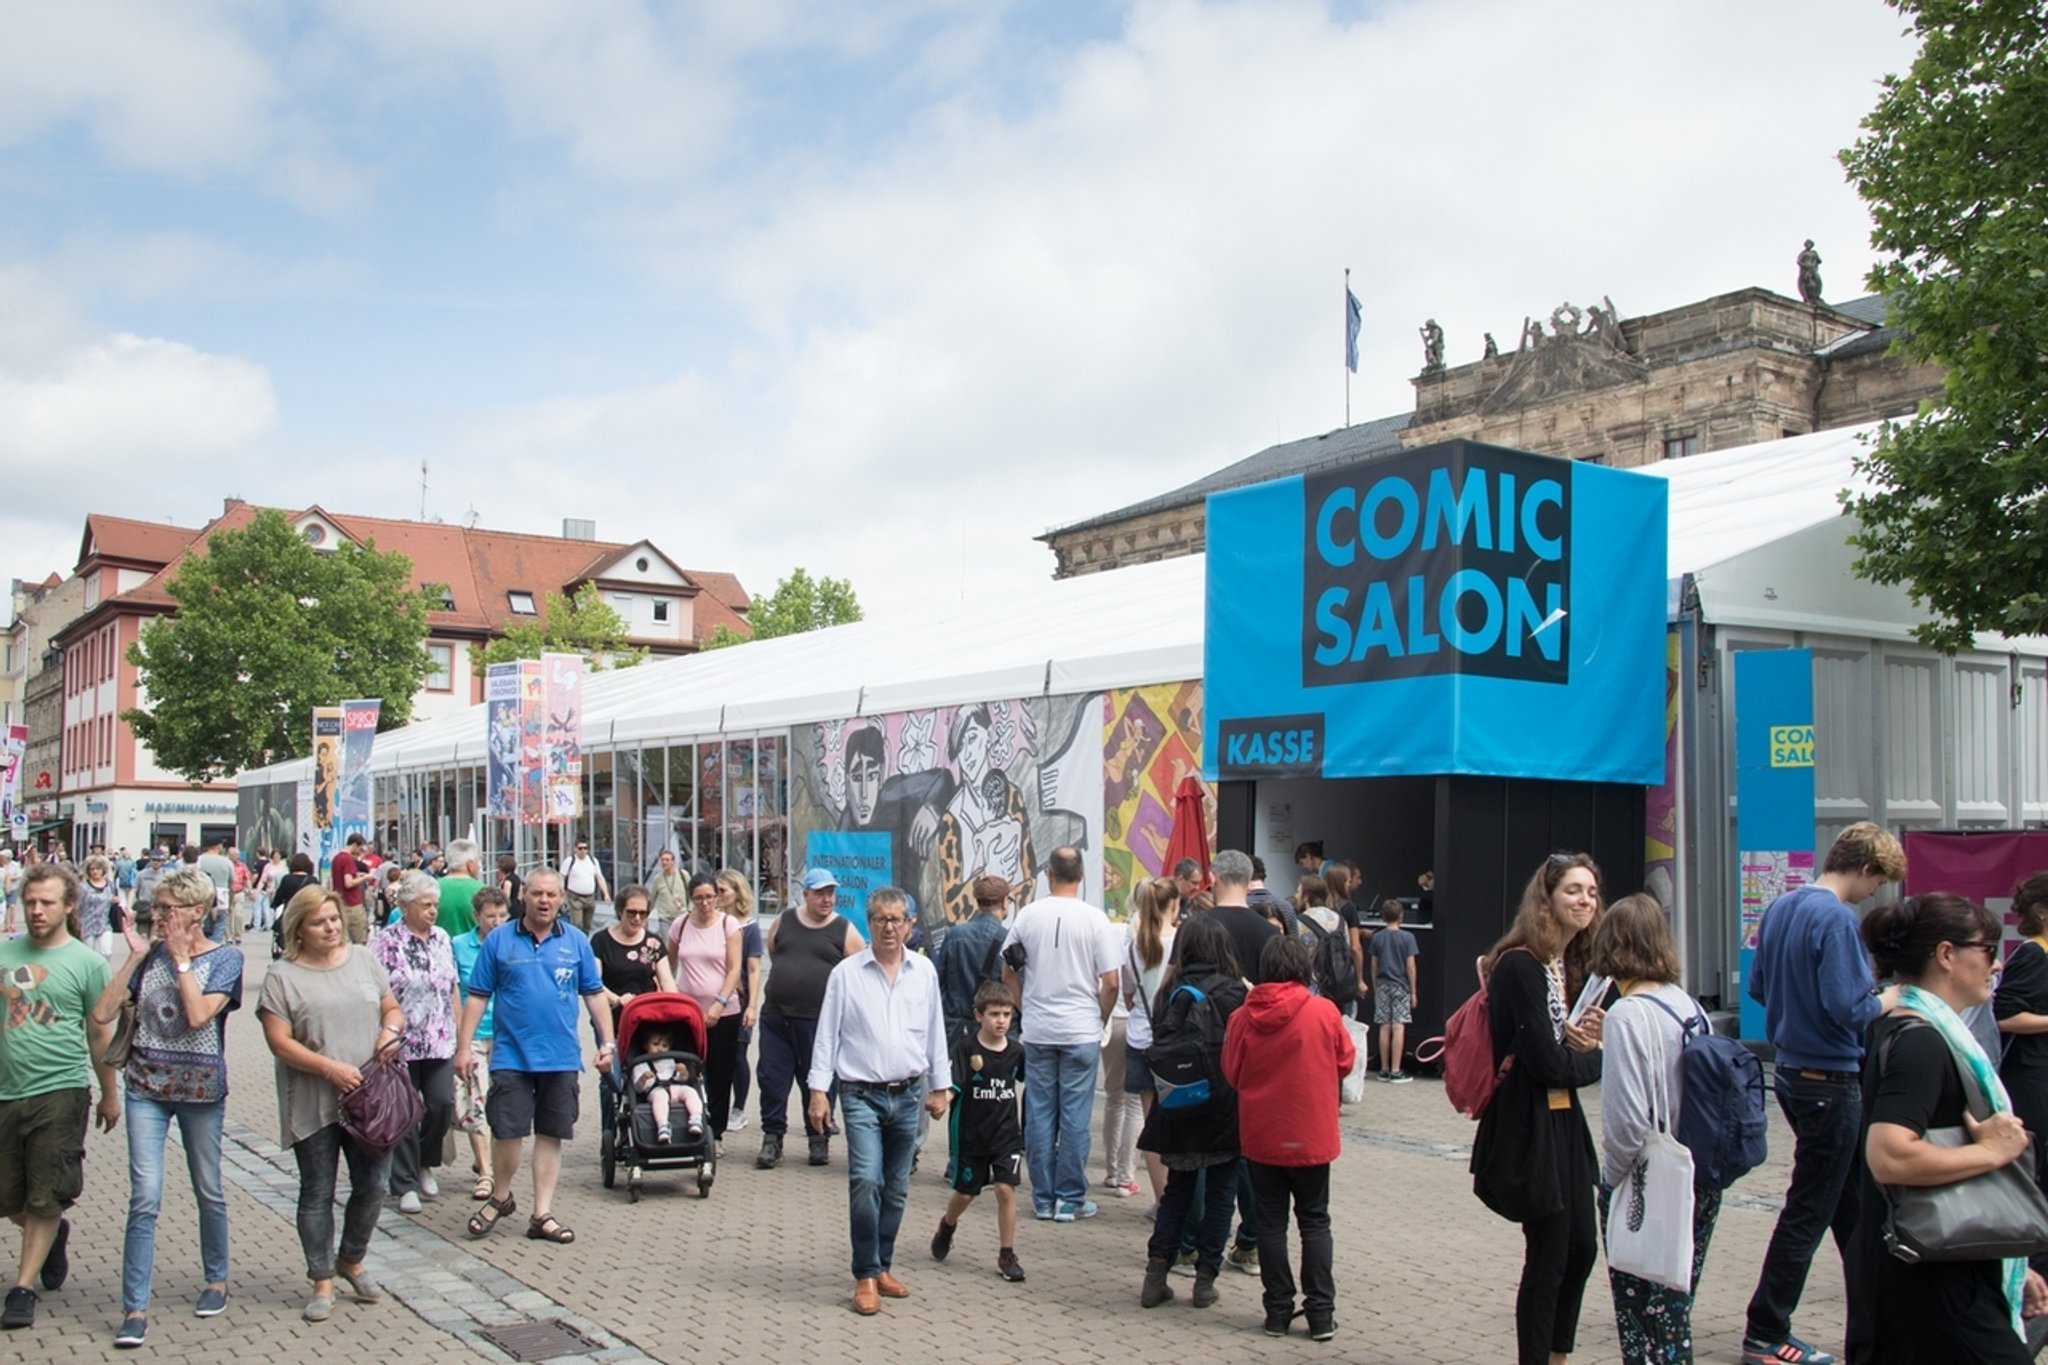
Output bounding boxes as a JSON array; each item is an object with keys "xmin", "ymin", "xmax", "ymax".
[
  {"xmin": 1734, "ymin": 648, "xmax": 1816, "ymax": 1041},
  {"xmin": 339, "ymin": 699, "xmax": 379, "ymax": 850},
  {"xmin": 518, "ymin": 660, "xmax": 545, "ymax": 825},
  {"xmin": 311, "ymin": 706, "xmax": 344, "ymax": 874},
  {"xmin": 485, "ymin": 662, "xmax": 520, "ymax": 820},
  {"xmin": 542, "ymin": 652, "xmax": 585, "ymax": 825},
  {"xmin": 1, "ymin": 723, "xmax": 27, "ymax": 842}
]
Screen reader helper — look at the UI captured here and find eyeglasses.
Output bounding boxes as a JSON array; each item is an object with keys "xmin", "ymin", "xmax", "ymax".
[
  {"xmin": 621, "ymin": 908, "xmax": 650, "ymax": 918},
  {"xmin": 869, "ymin": 915, "xmax": 908, "ymax": 928},
  {"xmin": 1548, "ymin": 851, "xmax": 1583, "ymax": 865},
  {"xmin": 1952, "ymin": 940, "xmax": 2002, "ymax": 959}
]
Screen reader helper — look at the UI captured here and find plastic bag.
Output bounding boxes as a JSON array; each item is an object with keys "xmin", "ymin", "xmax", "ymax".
[
  {"xmin": 454, "ymin": 1068, "xmax": 487, "ymax": 1134},
  {"xmin": 1341, "ymin": 1018, "xmax": 1373, "ymax": 1104},
  {"xmin": 1606, "ymin": 1129, "xmax": 1695, "ymax": 1291}
]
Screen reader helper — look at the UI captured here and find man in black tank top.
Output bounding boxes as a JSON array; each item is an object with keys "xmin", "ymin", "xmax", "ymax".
[{"xmin": 755, "ymin": 869, "xmax": 865, "ymax": 1169}]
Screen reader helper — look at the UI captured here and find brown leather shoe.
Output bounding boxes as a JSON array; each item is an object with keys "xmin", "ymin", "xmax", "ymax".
[
  {"xmin": 851, "ymin": 1278, "xmax": 880, "ymax": 1315},
  {"xmin": 874, "ymin": 1271, "xmax": 910, "ymax": 1299}
]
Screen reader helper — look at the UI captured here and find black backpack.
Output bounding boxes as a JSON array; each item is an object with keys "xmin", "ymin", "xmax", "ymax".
[
  {"xmin": 1146, "ymin": 980, "xmax": 1234, "ymax": 1113},
  {"xmin": 1304, "ymin": 917, "xmax": 1359, "ymax": 1007}
]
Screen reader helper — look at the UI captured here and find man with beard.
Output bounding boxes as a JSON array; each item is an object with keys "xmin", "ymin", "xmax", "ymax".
[{"xmin": 0, "ymin": 865, "xmax": 119, "ymax": 1329}]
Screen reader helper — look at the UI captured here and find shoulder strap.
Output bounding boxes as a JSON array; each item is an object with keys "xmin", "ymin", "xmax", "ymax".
[
  {"xmin": 1637, "ymin": 991, "xmax": 1708, "ymax": 1039},
  {"xmin": 1304, "ymin": 915, "xmax": 1329, "ymax": 940},
  {"xmin": 1884, "ymin": 1014, "xmax": 1997, "ymax": 1124},
  {"xmin": 979, "ymin": 932, "xmax": 1005, "ymax": 986}
]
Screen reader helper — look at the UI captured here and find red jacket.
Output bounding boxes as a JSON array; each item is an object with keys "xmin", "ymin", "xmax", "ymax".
[{"xmin": 1221, "ymin": 981, "xmax": 1355, "ymax": 1167}]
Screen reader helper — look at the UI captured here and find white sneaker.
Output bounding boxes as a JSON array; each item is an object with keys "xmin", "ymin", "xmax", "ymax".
[
  {"xmin": 397, "ymin": 1191, "xmax": 422, "ymax": 1215},
  {"xmin": 727, "ymin": 1112, "xmax": 749, "ymax": 1131},
  {"xmin": 418, "ymin": 1172, "xmax": 440, "ymax": 1198}
]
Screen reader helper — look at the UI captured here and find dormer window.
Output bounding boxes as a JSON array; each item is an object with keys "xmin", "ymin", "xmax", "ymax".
[
  {"xmin": 430, "ymin": 585, "xmax": 455, "ymax": 609},
  {"xmin": 508, "ymin": 591, "xmax": 537, "ymax": 615}
]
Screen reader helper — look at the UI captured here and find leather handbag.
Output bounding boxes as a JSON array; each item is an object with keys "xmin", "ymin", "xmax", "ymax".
[
  {"xmin": 340, "ymin": 1054, "xmax": 426, "ymax": 1155},
  {"xmin": 100, "ymin": 943, "xmax": 155, "ymax": 1069},
  {"xmin": 1879, "ymin": 1021, "xmax": 2048, "ymax": 1264}
]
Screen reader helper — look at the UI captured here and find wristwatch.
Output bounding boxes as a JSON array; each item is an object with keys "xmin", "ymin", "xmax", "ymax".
[{"xmin": 174, "ymin": 960, "xmax": 193, "ymax": 975}]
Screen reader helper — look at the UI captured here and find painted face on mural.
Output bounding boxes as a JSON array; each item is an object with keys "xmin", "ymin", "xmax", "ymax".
[
  {"xmin": 957, "ymin": 717, "xmax": 989, "ymax": 784},
  {"xmin": 847, "ymin": 751, "xmax": 882, "ymax": 826}
]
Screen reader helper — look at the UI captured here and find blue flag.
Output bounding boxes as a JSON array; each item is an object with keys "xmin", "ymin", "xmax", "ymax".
[{"xmin": 1345, "ymin": 287, "xmax": 1363, "ymax": 373}]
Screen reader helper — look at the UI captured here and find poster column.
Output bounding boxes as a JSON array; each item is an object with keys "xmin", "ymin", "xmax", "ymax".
[{"xmin": 1734, "ymin": 649, "xmax": 1816, "ymax": 1041}]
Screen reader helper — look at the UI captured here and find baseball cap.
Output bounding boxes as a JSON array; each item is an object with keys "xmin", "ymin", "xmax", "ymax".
[{"xmin": 801, "ymin": 868, "xmax": 838, "ymax": 891}]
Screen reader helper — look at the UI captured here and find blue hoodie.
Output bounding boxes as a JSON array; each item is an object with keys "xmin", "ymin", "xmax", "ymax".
[{"xmin": 1747, "ymin": 883, "xmax": 1882, "ymax": 1071}]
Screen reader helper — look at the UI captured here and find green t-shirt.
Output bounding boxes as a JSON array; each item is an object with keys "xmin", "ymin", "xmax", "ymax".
[
  {"xmin": 0, "ymin": 936, "xmax": 111, "ymax": 1100},
  {"xmin": 437, "ymin": 876, "xmax": 482, "ymax": 938}
]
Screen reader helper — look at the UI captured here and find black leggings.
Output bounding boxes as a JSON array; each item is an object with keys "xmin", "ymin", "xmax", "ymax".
[
  {"xmin": 703, "ymin": 1013, "xmax": 742, "ymax": 1139},
  {"xmin": 1516, "ymin": 1115, "xmax": 1598, "ymax": 1365}
]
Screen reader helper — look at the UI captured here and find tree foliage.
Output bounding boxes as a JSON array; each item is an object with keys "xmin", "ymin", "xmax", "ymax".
[
  {"xmin": 1840, "ymin": 0, "xmax": 2048, "ymax": 652},
  {"xmin": 125, "ymin": 509, "xmax": 433, "ymax": 783},
  {"xmin": 702, "ymin": 567, "xmax": 861, "ymax": 650},
  {"xmin": 473, "ymin": 582, "xmax": 648, "ymax": 673}
]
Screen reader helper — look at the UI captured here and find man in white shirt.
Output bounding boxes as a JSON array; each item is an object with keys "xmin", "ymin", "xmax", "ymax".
[
  {"xmin": 808, "ymin": 886, "xmax": 950, "ymax": 1317},
  {"xmin": 558, "ymin": 839, "xmax": 609, "ymax": 933},
  {"xmin": 1000, "ymin": 846, "xmax": 1118, "ymax": 1223}
]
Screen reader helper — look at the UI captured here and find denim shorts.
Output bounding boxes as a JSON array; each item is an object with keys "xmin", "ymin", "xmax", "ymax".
[{"xmin": 1123, "ymin": 1043, "xmax": 1156, "ymax": 1096}]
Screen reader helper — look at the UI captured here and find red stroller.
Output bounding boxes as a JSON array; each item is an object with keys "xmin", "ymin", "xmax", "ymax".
[{"xmin": 604, "ymin": 992, "xmax": 716, "ymax": 1200}]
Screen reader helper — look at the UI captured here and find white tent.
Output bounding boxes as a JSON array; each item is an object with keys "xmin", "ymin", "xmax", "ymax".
[{"xmin": 241, "ymin": 420, "xmax": 2040, "ymax": 787}]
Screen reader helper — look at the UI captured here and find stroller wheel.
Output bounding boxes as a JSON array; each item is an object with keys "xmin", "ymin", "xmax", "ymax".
[
  {"xmin": 628, "ymin": 1170, "xmax": 642, "ymax": 1204},
  {"xmin": 600, "ymin": 1122, "xmax": 617, "ymax": 1189}
]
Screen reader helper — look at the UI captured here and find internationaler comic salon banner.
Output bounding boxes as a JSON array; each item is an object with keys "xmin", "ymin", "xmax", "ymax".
[
  {"xmin": 1203, "ymin": 438, "xmax": 1668, "ymax": 784},
  {"xmin": 485, "ymin": 655, "xmax": 584, "ymax": 826}
]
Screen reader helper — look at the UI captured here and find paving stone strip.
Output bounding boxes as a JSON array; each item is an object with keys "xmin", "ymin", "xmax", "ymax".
[{"xmin": 216, "ymin": 1116, "xmax": 662, "ymax": 1365}]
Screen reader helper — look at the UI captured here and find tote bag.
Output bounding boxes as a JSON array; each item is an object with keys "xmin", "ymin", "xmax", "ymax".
[{"xmin": 1604, "ymin": 994, "xmax": 1697, "ymax": 1292}]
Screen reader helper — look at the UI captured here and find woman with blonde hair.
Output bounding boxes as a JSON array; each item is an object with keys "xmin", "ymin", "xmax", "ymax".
[
  {"xmin": 1470, "ymin": 853, "xmax": 1606, "ymax": 1365},
  {"xmin": 78, "ymin": 854, "xmax": 122, "ymax": 957},
  {"xmin": 259, "ymin": 885, "xmax": 404, "ymax": 1321},
  {"xmin": 715, "ymin": 870, "xmax": 763, "ymax": 1129},
  {"xmin": 1121, "ymin": 876, "xmax": 1182, "ymax": 1204}
]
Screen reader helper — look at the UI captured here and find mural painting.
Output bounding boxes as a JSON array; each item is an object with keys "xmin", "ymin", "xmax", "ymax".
[
  {"xmin": 790, "ymin": 695, "xmax": 1104, "ymax": 946},
  {"xmin": 1101, "ymin": 681, "xmax": 1211, "ymax": 916}
]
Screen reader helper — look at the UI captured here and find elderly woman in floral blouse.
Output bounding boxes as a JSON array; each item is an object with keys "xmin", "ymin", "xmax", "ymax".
[{"xmin": 369, "ymin": 870, "xmax": 460, "ymax": 1215}]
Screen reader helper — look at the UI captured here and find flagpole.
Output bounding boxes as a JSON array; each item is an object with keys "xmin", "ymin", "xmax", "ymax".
[{"xmin": 1344, "ymin": 268, "xmax": 1352, "ymax": 428}]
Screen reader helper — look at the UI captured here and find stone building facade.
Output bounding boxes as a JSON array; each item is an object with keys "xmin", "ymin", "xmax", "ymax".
[{"xmin": 1041, "ymin": 286, "xmax": 1943, "ymax": 579}]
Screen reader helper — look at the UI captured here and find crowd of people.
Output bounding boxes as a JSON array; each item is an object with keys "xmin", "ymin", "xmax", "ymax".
[{"xmin": 7, "ymin": 824, "xmax": 2048, "ymax": 1362}]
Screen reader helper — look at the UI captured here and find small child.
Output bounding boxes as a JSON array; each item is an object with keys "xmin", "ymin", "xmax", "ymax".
[
  {"xmin": 1369, "ymin": 902, "xmax": 1420, "ymax": 1082},
  {"xmin": 631, "ymin": 1027, "xmax": 704, "ymax": 1145},
  {"xmin": 931, "ymin": 980, "xmax": 1026, "ymax": 1283},
  {"xmin": 1221, "ymin": 936, "xmax": 1355, "ymax": 1341}
]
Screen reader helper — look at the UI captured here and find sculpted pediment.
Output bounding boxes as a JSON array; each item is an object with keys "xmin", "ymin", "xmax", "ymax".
[{"xmin": 1478, "ymin": 298, "xmax": 1647, "ymax": 414}]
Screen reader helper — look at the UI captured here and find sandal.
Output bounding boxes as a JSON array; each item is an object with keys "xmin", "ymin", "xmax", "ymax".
[
  {"xmin": 471, "ymin": 1173, "xmax": 494, "ymax": 1201},
  {"xmin": 466, "ymin": 1193, "xmax": 515, "ymax": 1238},
  {"xmin": 525, "ymin": 1214, "xmax": 575, "ymax": 1244}
]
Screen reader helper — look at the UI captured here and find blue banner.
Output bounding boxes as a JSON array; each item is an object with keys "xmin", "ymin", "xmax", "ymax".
[
  {"xmin": 1203, "ymin": 438, "xmax": 1668, "ymax": 783},
  {"xmin": 1734, "ymin": 648, "xmax": 1816, "ymax": 1040},
  {"xmin": 804, "ymin": 830, "xmax": 893, "ymax": 940}
]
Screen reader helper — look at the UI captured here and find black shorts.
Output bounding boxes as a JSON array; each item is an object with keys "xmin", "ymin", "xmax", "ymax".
[
  {"xmin": 486, "ymin": 1070, "xmax": 580, "ymax": 1141},
  {"xmin": 951, "ymin": 1149, "xmax": 1024, "ymax": 1197},
  {"xmin": 0, "ymin": 1087, "xmax": 89, "ymax": 1219}
]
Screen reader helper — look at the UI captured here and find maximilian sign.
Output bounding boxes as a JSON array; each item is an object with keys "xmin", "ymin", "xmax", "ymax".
[
  {"xmin": 1303, "ymin": 444, "xmax": 1569, "ymax": 686},
  {"xmin": 1204, "ymin": 438, "xmax": 1666, "ymax": 784}
]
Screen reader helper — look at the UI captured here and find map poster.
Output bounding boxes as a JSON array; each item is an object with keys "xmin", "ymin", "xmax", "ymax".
[{"xmin": 1738, "ymin": 850, "xmax": 1814, "ymax": 950}]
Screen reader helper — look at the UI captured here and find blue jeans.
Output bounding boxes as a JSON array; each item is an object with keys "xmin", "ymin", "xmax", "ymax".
[
  {"xmin": 841, "ymin": 1082, "xmax": 921, "ymax": 1280},
  {"xmin": 1149, "ymin": 1157, "xmax": 1241, "ymax": 1271},
  {"xmin": 1023, "ymin": 1040, "xmax": 1099, "ymax": 1210},
  {"xmin": 293, "ymin": 1123, "xmax": 392, "ymax": 1281},
  {"xmin": 1746, "ymin": 1068, "xmax": 1862, "ymax": 1343},
  {"xmin": 124, "ymin": 1092, "xmax": 229, "ymax": 1314}
]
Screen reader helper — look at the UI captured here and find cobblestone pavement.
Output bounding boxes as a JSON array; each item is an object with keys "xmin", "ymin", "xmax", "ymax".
[{"xmin": 15, "ymin": 938, "xmax": 1846, "ymax": 1363}]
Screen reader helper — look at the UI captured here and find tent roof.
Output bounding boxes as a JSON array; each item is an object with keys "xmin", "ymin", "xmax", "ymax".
[{"xmin": 242, "ymin": 421, "xmax": 2038, "ymax": 789}]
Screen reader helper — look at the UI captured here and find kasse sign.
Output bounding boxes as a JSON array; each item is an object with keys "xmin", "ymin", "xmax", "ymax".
[{"xmin": 1203, "ymin": 438, "xmax": 1667, "ymax": 784}]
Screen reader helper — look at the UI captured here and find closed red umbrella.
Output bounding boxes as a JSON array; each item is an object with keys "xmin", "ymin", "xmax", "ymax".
[{"xmin": 1162, "ymin": 775, "xmax": 1212, "ymax": 890}]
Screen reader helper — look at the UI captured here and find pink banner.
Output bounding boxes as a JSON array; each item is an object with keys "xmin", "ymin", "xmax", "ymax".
[{"xmin": 1902, "ymin": 829, "xmax": 2048, "ymax": 940}]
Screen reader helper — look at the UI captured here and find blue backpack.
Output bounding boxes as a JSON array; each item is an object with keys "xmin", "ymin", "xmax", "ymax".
[{"xmin": 1641, "ymin": 995, "xmax": 1769, "ymax": 1190}]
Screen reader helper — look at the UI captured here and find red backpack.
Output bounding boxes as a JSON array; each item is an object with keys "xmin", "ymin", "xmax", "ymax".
[{"xmin": 1441, "ymin": 948, "xmax": 1527, "ymax": 1119}]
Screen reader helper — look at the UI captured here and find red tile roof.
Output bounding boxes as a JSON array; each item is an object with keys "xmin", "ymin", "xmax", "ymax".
[
  {"xmin": 77, "ymin": 515, "xmax": 205, "ymax": 572},
  {"xmin": 78, "ymin": 503, "xmax": 747, "ymax": 647}
]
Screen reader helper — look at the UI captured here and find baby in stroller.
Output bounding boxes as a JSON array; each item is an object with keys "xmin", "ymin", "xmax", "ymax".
[{"xmin": 631, "ymin": 1028, "xmax": 705, "ymax": 1146}]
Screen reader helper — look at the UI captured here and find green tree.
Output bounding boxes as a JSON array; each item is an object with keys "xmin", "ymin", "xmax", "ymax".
[
  {"xmin": 473, "ymin": 582, "xmax": 648, "ymax": 673},
  {"xmin": 124, "ymin": 508, "xmax": 433, "ymax": 783},
  {"xmin": 703, "ymin": 567, "xmax": 860, "ymax": 649},
  {"xmin": 1840, "ymin": 0, "xmax": 2048, "ymax": 652}
]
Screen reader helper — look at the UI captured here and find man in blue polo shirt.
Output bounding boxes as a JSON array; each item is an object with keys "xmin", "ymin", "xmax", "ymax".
[
  {"xmin": 1740, "ymin": 821, "xmax": 1904, "ymax": 1365},
  {"xmin": 454, "ymin": 869, "xmax": 613, "ymax": 1247}
]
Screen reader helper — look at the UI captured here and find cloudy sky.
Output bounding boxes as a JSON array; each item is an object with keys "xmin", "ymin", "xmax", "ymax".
[{"xmin": 0, "ymin": 0, "xmax": 1916, "ymax": 621}]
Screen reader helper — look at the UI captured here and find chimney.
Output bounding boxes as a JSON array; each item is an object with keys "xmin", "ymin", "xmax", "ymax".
[
  {"xmin": 224, "ymin": 497, "xmax": 245, "ymax": 514},
  {"xmin": 562, "ymin": 518, "xmax": 596, "ymax": 541}
]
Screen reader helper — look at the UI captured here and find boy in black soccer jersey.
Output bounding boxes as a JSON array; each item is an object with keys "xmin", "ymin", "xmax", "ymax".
[{"xmin": 931, "ymin": 979, "xmax": 1026, "ymax": 1282}]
